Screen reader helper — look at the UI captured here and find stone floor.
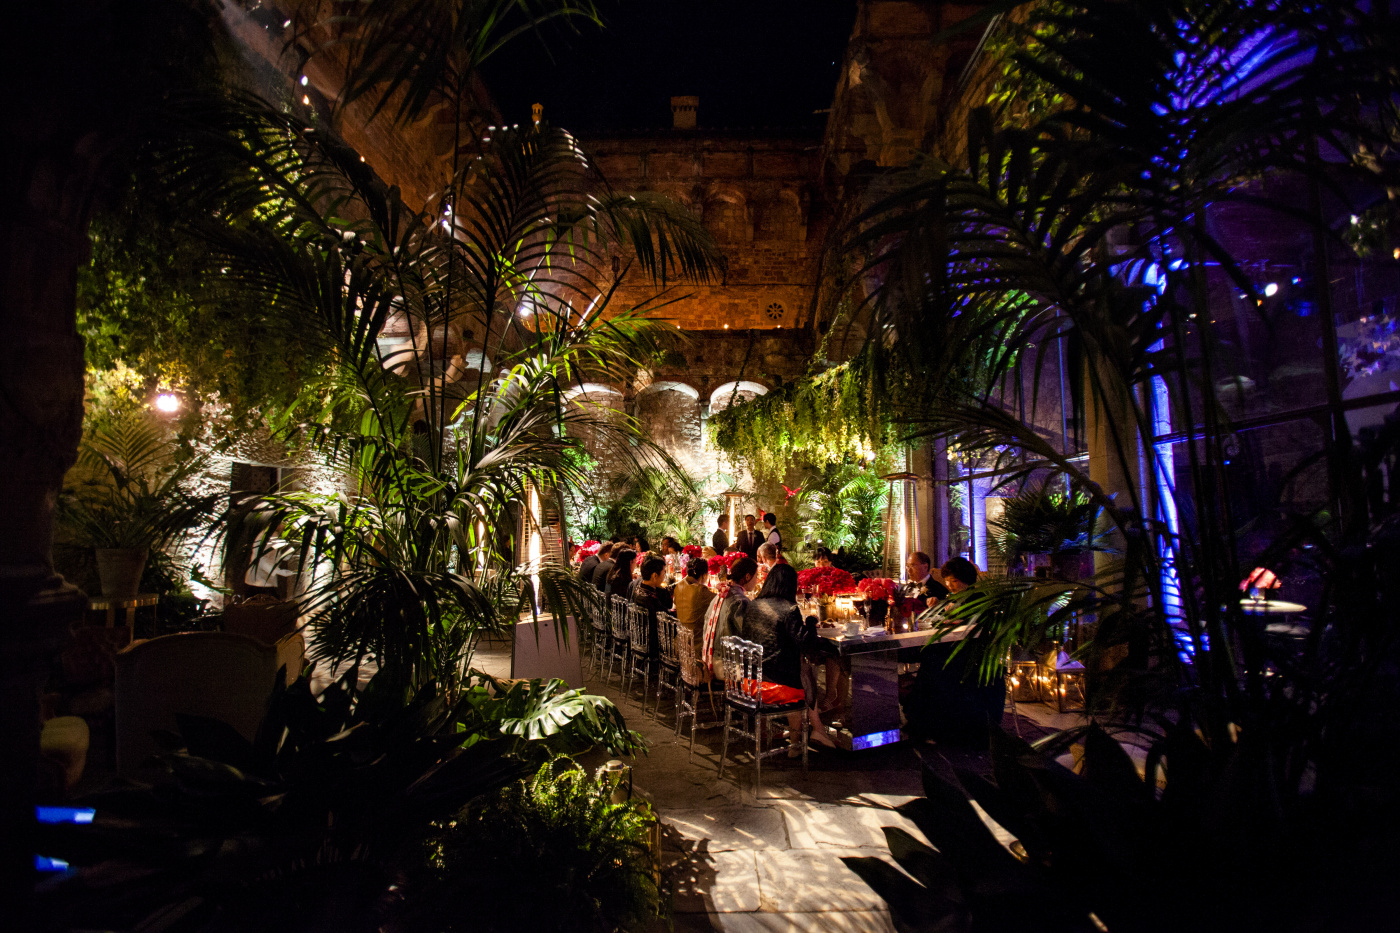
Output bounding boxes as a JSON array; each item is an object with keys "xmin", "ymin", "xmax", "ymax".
[{"xmin": 473, "ymin": 632, "xmax": 1082, "ymax": 933}]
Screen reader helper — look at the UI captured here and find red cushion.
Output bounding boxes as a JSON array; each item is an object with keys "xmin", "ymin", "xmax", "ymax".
[{"xmin": 740, "ymin": 679, "xmax": 805, "ymax": 705}]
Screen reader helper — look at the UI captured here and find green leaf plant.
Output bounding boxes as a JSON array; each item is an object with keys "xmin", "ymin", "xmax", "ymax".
[
  {"xmin": 37, "ymin": 664, "xmax": 646, "ymax": 932},
  {"xmin": 829, "ymin": 0, "xmax": 1400, "ymax": 928}
]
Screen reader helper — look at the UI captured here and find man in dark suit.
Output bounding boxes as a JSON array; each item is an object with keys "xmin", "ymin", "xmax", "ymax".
[
  {"xmin": 903, "ymin": 551, "xmax": 950, "ymax": 603},
  {"xmin": 734, "ymin": 513, "xmax": 761, "ymax": 560},
  {"xmin": 590, "ymin": 544, "xmax": 617, "ymax": 592},
  {"xmin": 578, "ymin": 542, "xmax": 610, "ymax": 587},
  {"xmin": 712, "ymin": 514, "xmax": 730, "ymax": 554}
]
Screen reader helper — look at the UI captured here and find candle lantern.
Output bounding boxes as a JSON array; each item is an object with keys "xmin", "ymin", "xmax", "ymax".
[
  {"xmin": 1050, "ymin": 650, "xmax": 1086, "ymax": 712},
  {"xmin": 1008, "ymin": 649, "xmax": 1041, "ymax": 703}
]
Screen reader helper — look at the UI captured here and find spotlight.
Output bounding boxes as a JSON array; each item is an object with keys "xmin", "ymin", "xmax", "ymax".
[
  {"xmin": 1263, "ymin": 282, "xmax": 1279, "ymax": 297},
  {"xmin": 300, "ymin": 75, "xmax": 309, "ymax": 86},
  {"xmin": 154, "ymin": 393, "xmax": 181, "ymax": 413}
]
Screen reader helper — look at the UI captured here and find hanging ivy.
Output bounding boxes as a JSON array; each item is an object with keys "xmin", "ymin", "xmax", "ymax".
[{"xmin": 709, "ymin": 354, "xmax": 900, "ymax": 484}]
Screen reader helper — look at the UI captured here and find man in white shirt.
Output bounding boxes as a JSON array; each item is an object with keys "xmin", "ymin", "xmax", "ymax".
[{"xmin": 762, "ymin": 512, "xmax": 782, "ymax": 554}]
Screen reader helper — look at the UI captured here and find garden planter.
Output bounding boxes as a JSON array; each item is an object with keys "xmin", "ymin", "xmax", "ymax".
[{"xmin": 95, "ymin": 547, "xmax": 148, "ymax": 597}]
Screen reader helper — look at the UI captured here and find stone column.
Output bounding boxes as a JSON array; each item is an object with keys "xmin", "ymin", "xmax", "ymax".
[{"xmin": 0, "ymin": 178, "xmax": 92, "ymax": 923}]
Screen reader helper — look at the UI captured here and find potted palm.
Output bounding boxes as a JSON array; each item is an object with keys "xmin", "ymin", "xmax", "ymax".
[{"xmin": 60, "ymin": 415, "xmax": 219, "ymax": 597}]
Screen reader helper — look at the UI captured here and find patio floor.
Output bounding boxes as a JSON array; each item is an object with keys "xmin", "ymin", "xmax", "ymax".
[{"xmin": 474, "ymin": 631, "xmax": 1083, "ymax": 933}]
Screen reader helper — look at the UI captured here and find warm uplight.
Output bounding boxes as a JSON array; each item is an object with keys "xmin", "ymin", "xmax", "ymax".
[{"xmin": 154, "ymin": 393, "xmax": 181, "ymax": 413}]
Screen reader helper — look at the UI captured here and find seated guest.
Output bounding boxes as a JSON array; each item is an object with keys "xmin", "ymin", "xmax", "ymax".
[
  {"xmin": 903, "ymin": 551, "xmax": 950, "ymax": 603},
  {"xmin": 604, "ymin": 548, "xmax": 636, "ymax": 598},
  {"xmin": 712, "ymin": 514, "xmax": 730, "ymax": 554},
  {"xmin": 578, "ymin": 542, "xmax": 610, "ymax": 586},
  {"xmin": 590, "ymin": 543, "xmax": 617, "ymax": 592},
  {"xmin": 661, "ymin": 536, "xmax": 682, "ymax": 557},
  {"xmin": 757, "ymin": 542, "xmax": 786, "ymax": 573},
  {"xmin": 702, "ymin": 556, "xmax": 757, "ymax": 678},
  {"xmin": 673, "ymin": 557, "xmax": 714, "ymax": 636},
  {"xmin": 740, "ymin": 564, "xmax": 836, "ymax": 754},
  {"xmin": 940, "ymin": 557, "xmax": 978, "ymax": 594},
  {"xmin": 813, "ymin": 546, "xmax": 834, "ymax": 568},
  {"xmin": 631, "ymin": 556, "xmax": 674, "ymax": 655},
  {"xmin": 632, "ymin": 534, "xmax": 650, "ymax": 555},
  {"xmin": 904, "ymin": 556, "xmax": 1000, "ymax": 748}
]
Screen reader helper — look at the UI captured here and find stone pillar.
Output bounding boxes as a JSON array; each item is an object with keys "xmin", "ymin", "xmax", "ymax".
[
  {"xmin": 912, "ymin": 439, "xmax": 937, "ymax": 562},
  {"xmin": 0, "ymin": 185, "xmax": 91, "ymax": 923},
  {"xmin": 930, "ymin": 437, "xmax": 951, "ymax": 567}
]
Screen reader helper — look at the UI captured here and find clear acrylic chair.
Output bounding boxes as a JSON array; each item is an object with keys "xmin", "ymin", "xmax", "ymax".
[
  {"xmin": 623, "ymin": 601, "xmax": 654, "ymax": 710},
  {"xmin": 674, "ymin": 624, "xmax": 720, "ymax": 760},
  {"xmin": 716, "ymin": 636, "xmax": 808, "ymax": 786},
  {"xmin": 653, "ymin": 611, "xmax": 681, "ymax": 721},
  {"xmin": 587, "ymin": 590, "xmax": 610, "ymax": 677},
  {"xmin": 606, "ymin": 595, "xmax": 630, "ymax": 685}
]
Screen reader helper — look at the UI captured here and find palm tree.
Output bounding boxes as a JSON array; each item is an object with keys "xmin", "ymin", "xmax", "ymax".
[
  {"xmin": 149, "ymin": 12, "xmax": 722, "ymax": 688},
  {"xmin": 824, "ymin": 1, "xmax": 1400, "ymax": 927}
]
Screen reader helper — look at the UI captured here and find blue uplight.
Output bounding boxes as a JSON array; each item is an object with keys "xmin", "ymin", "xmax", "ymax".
[
  {"xmin": 852, "ymin": 729, "xmax": 902, "ymax": 750},
  {"xmin": 35, "ymin": 855, "xmax": 70, "ymax": 873},
  {"xmin": 36, "ymin": 807, "xmax": 95, "ymax": 824}
]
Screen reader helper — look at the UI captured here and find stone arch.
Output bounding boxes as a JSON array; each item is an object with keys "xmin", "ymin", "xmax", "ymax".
[
  {"xmin": 702, "ymin": 188, "xmax": 750, "ymax": 243},
  {"xmin": 634, "ymin": 382, "xmax": 707, "ymax": 479},
  {"xmin": 708, "ymin": 381, "xmax": 769, "ymax": 411},
  {"xmin": 635, "ymin": 379, "xmax": 700, "ymax": 401},
  {"xmin": 754, "ymin": 188, "xmax": 804, "ymax": 241},
  {"xmin": 563, "ymin": 382, "xmax": 624, "ymax": 403}
]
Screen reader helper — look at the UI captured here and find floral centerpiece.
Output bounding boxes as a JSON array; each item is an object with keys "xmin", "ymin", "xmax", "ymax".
[
  {"xmin": 857, "ymin": 577, "xmax": 901, "ymax": 603},
  {"xmin": 796, "ymin": 566, "xmax": 858, "ymax": 597},
  {"xmin": 709, "ymin": 551, "xmax": 748, "ymax": 575},
  {"xmin": 573, "ymin": 540, "xmax": 600, "ymax": 563},
  {"xmin": 679, "ymin": 543, "xmax": 704, "ymax": 575}
]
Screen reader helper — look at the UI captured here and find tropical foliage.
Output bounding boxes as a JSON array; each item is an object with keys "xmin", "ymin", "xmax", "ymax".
[
  {"xmin": 415, "ymin": 758, "xmax": 664, "ymax": 933},
  {"xmin": 58, "ymin": 413, "xmax": 221, "ymax": 553},
  {"xmin": 832, "ymin": 0, "xmax": 1400, "ymax": 927},
  {"xmin": 38, "ymin": 667, "xmax": 645, "ymax": 932}
]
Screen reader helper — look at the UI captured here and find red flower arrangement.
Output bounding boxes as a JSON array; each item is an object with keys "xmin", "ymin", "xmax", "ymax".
[
  {"xmin": 710, "ymin": 551, "xmax": 749, "ymax": 572},
  {"xmin": 573, "ymin": 540, "xmax": 601, "ymax": 563},
  {"xmin": 797, "ymin": 566, "xmax": 858, "ymax": 597},
  {"xmin": 857, "ymin": 577, "xmax": 901, "ymax": 602},
  {"xmin": 682, "ymin": 544, "xmax": 703, "ymax": 560}
]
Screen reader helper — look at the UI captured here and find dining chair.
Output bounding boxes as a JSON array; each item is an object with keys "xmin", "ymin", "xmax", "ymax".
[
  {"xmin": 653, "ymin": 611, "xmax": 681, "ymax": 721},
  {"xmin": 674, "ymin": 624, "xmax": 720, "ymax": 760},
  {"xmin": 623, "ymin": 601, "xmax": 653, "ymax": 710},
  {"xmin": 606, "ymin": 595, "xmax": 630, "ymax": 685},
  {"xmin": 716, "ymin": 635, "xmax": 808, "ymax": 787},
  {"xmin": 587, "ymin": 590, "xmax": 610, "ymax": 677}
]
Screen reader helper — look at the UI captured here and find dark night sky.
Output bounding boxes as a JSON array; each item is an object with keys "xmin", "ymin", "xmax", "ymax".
[{"xmin": 481, "ymin": 1, "xmax": 858, "ymax": 134}]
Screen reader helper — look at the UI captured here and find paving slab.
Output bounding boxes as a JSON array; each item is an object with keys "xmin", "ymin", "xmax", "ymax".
[
  {"xmin": 662, "ymin": 807, "xmax": 791, "ymax": 851},
  {"xmin": 707, "ymin": 910, "xmax": 898, "ymax": 932},
  {"xmin": 669, "ymin": 848, "xmax": 762, "ymax": 914},
  {"xmin": 755, "ymin": 848, "xmax": 896, "ymax": 913}
]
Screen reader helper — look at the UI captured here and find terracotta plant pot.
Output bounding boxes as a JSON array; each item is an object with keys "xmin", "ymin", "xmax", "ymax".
[{"xmin": 95, "ymin": 547, "xmax": 148, "ymax": 598}]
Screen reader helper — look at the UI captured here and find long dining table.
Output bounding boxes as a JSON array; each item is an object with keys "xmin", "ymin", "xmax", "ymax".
[{"xmin": 815, "ymin": 622, "xmax": 971, "ymax": 751}]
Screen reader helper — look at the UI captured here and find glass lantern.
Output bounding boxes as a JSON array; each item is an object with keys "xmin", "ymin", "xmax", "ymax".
[
  {"xmin": 1050, "ymin": 650, "xmax": 1086, "ymax": 713},
  {"xmin": 1009, "ymin": 656, "xmax": 1041, "ymax": 703}
]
